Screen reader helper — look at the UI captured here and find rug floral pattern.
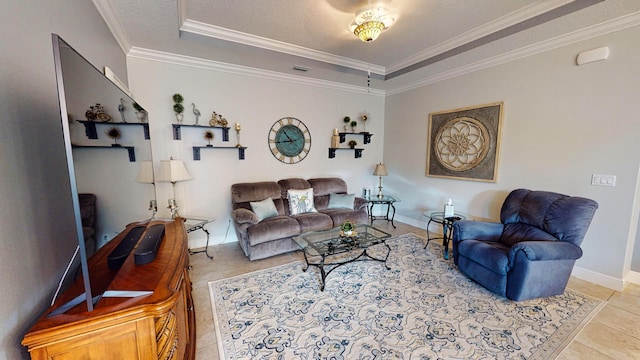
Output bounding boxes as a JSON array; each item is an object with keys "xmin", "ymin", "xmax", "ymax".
[{"xmin": 209, "ymin": 234, "xmax": 603, "ymax": 359}]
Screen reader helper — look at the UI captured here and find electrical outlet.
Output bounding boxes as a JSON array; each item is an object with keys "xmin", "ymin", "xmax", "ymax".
[{"xmin": 591, "ymin": 174, "xmax": 616, "ymax": 187}]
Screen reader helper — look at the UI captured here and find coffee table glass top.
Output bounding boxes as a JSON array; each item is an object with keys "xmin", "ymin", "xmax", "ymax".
[{"xmin": 293, "ymin": 224, "xmax": 391, "ymax": 257}]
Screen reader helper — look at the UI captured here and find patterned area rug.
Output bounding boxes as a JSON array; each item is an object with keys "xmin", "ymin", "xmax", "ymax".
[{"xmin": 208, "ymin": 234, "xmax": 603, "ymax": 359}]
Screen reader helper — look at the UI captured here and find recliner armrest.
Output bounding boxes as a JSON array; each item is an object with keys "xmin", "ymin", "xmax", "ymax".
[
  {"xmin": 231, "ymin": 208, "xmax": 260, "ymax": 225},
  {"xmin": 453, "ymin": 220, "xmax": 503, "ymax": 242},
  {"xmin": 509, "ymin": 241, "xmax": 583, "ymax": 263}
]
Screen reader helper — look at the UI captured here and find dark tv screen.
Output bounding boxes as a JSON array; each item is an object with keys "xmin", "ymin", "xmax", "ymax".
[{"xmin": 51, "ymin": 34, "xmax": 155, "ymax": 312}]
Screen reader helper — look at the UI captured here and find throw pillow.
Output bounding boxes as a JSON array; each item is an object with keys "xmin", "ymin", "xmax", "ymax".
[
  {"xmin": 287, "ymin": 188, "xmax": 317, "ymax": 215},
  {"xmin": 327, "ymin": 193, "xmax": 355, "ymax": 209},
  {"xmin": 250, "ymin": 197, "xmax": 279, "ymax": 222}
]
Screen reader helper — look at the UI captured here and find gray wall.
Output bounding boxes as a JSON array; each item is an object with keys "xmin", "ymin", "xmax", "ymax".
[{"xmin": 0, "ymin": 1, "xmax": 127, "ymax": 358}]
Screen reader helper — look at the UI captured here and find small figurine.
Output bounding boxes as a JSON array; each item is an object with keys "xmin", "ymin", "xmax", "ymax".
[
  {"xmin": 118, "ymin": 98, "xmax": 126, "ymax": 123},
  {"xmin": 192, "ymin": 103, "xmax": 201, "ymax": 125}
]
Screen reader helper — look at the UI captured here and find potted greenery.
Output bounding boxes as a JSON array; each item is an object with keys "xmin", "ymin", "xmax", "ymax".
[
  {"xmin": 340, "ymin": 220, "xmax": 355, "ymax": 236},
  {"xmin": 348, "ymin": 140, "xmax": 358, "ymax": 149},
  {"xmin": 204, "ymin": 130, "xmax": 214, "ymax": 146},
  {"xmin": 105, "ymin": 127, "xmax": 121, "ymax": 146},
  {"xmin": 343, "ymin": 116, "xmax": 350, "ymax": 131},
  {"xmin": 172, "ymin": 93, "xmax": 184, "ymax": 123},
  {"xmin": 133, "ymin": 102, "xmax": 147, "ymax": 122},
  {"xmin": 350, "ymin": 120, "xmax": 358, "ymax": 132}
]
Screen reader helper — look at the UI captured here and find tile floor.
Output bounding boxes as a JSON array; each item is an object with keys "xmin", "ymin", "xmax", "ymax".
[{"xmin": 188, "ymin": 221, "xmax": 640, "ymax": 359}]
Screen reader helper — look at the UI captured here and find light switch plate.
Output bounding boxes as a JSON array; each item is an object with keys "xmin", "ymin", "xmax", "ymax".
[{"xmin": 591, "ymin": 174, "xmax": 616, "ymax": 187}]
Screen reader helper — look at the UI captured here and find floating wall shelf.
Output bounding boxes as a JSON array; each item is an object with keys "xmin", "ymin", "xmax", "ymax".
[
  {"xmin": 339, "ymin": 132, "xmax": 373, "ymax": 144},
  {"xmin": 329, "ymin": 148, "xmax": 363, "ymax": 159},
  {"xmin": 193, "ymin": 145, "xmax": 246, "ymax": 160},
  {"xmin": 77, "ymin": 120, "xmax": 150, "ymax": 140},
  {"xmin": 173, "ymin": 124, "xmax": 230, "ymax": 141},
  {"xmin": 72, "ymin": 145, "xmax": 136, "ymax": 162}
]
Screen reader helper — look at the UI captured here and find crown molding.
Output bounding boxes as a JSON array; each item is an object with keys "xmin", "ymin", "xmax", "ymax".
[
  {"xmin": 179, "ymin": 18, "xmax": 386, "ymax": 76},
  {"xmin": 386, "ymin": 0, "xmax": 574, "ymax": 74},
  {"xmin": 386, "ymin": 11, "xmax": 640, "ymax": 96},
  {"xmin": 127, "ymin": 47, "xmax": 385, "ymax": 96},
  {"xmin": 92, "ymin": 0, "xmax": 131, "ymax": 54}
]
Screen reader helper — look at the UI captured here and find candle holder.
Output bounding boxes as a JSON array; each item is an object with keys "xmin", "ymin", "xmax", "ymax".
[
  {"xmin": 167, "ymin": 198, "xmax": 178, "ymax": 218},
  {"xmin": 235, "ymin": 123, "xmax": 242, "ymax": 148},
  {"xmin": 149, "ymin": 200, "xmax": 157, "ymax": 216}
]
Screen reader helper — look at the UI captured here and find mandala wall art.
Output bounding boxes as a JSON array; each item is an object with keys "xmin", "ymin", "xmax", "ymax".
[{"xmin": 426, "ymin": 102, "xmax": 503, "ymax": 182}]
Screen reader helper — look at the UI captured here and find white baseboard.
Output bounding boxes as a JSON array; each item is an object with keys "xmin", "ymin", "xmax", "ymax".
[
  {"xmin": 625, "ymin": 270, "xmax": 640, "ymax": 286},
  {"xmin": 569, "ymin": 266, "xmax": 624, "ymax": 291},
  {"xmin": 395, "ymin": 213, "xmax": 426, "ymax": 230}
]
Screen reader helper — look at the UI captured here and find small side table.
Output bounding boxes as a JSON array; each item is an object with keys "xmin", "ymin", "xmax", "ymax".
[
  {"xmin": 424, "ymin": 211, "xmax": 466, "ymax": 260},
  {"xmin": 365, "ymin": 195, "xmax": 400, "ymax": 228},
  {"xmin": 182, "ymin": 216, "xmax": 215, "ymax": 259}
]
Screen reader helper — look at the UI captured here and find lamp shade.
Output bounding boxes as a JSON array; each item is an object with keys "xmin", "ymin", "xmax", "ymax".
[
  {"xmin": 157, "ymin": 159, "xmax": 192, "ymax": 183},
  {"xmin": 135, "ymin": 160, "xmax": 155, "ymax": 184},
  {"xmin": 373, "ymin": 163, "xmax": 388, "ymax": 176}
]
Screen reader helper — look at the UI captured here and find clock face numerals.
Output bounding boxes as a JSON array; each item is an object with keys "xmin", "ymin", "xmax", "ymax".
[{"xmin": 268, "ymin": 117, "xmax": 311, "ymax": 164}]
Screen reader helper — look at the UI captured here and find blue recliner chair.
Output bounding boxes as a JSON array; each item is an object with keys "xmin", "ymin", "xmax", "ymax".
[{"xmin": 452, "ymin": 189, "xmax": 598, "ymax": 301}]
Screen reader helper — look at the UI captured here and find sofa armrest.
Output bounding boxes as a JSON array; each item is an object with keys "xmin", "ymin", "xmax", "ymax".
[
  {"xmin": 231, "ymin": 208, "xmax": 260, "ymax": 225},
  {"xmin": 453, "ymin": 220, "xmax": 503, "ymax": 242},
  {"xmin": 509, "ymin": 241, "xmax": 583, "ymax": 262},
  {"xmin": 354, "ymin": 196, "xmax": 368, "ymax": 211}
]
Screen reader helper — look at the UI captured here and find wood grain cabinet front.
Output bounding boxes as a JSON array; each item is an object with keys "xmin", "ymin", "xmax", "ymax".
[{"xmin": 22, "ymin": 218, "xmax": 195, "ymax": 360}]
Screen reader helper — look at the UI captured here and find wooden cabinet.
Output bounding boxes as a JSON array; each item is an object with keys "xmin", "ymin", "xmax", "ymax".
[{"xmin": 22, "ymin": 219, "xmax": 195, "ymax": 360}]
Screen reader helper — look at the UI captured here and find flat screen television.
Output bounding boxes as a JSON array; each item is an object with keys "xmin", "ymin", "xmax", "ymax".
[{"xmin": 51, "ymin": 34, "xmax": 155, "ymax": 312}]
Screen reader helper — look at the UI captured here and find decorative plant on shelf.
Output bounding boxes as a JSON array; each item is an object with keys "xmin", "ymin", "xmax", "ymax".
[
  {"xmin": 133, "ymin": 102, "xmax": 147, "ymax": 122},
  {"xmin": 204, "ymin": 130, "xmax": 214, "ymax": 146},
  {"xmin": 350, "ymin": 120, "xmax": 358, "ymax": 132},
  {"xmin": 172, "ymin": 93, "xmax": 184, "ymax": 123},
  {"xmin": 343, "ymin": 116, "xmax": 350, "ymax": 132},
  {"xmin": 340, "ymin": 220, "xmax": 355, "ymax": 236},
  {"xmin": 105, "ymin": 127, "xmax": 121, "ymax": 146},
  {"xmin": 348, "ymin": 140, "xmax": 358, "ymax": 149}
]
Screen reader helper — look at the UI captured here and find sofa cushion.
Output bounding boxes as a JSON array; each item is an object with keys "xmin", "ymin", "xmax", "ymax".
[
  {"xmin": 320, "ymin": 208, "xmax": 367, "ymax": 227},
  {"xmin": 287, "ymin": 188, "xmax": 317, "ymax": 215},
  {"xmin": 327, "ymin": 193, "xmax": 355, "ymax": 209},
  {"xmin": 232, "ymin": 181, "xmax": 281, "ymax": 204},
  {"xmin": 247, "ymin": 216, "xmax": 300, "ymax": 246},
  {"xmin": 250, "ymin": 197, "xmax": 279, "ymax": 222},
  {"xmin": 294, "ymin": 212, "xmax": 334, "ymax": 233},
  {"xmin": 308, "ymin": 177, "xmax": 347, "ymax": 196}
]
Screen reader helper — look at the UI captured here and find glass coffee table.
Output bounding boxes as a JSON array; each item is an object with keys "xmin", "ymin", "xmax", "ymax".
[{"xmin": 293, "ymin": 224, "xmax": 392, "ymax": 291}]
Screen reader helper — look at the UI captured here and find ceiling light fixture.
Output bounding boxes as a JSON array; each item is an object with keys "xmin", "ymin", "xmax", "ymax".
[{"xmin": 350, "ymin": 5, "xmax": 395, "ymax": 43}]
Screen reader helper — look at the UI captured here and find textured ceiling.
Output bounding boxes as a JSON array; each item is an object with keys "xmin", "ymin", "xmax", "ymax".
[{"xmin": 100, "ymin": 0, "xmax": 640, "ymax": 89}]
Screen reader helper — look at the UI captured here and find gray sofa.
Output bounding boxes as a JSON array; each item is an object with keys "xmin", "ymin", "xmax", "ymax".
[{"xmin": 231, "ymin": 177, "xmax": 368, "ymax": 260}]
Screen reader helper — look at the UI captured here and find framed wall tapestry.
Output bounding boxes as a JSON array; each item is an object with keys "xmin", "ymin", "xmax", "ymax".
[{"xmin": 426, "ymin": 102, "xmax": 503, "ymax": 182}]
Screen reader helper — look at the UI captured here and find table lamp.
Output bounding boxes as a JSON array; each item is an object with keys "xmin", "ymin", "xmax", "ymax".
[
  {"xmin": 373, "ymin": 163, "xmax": 388, "ymax": 199},
  {"xmin": 158, "ymin": 157, "xmax": 192, "ymax": 218},
  {"xmin": 135, "ymin": 160, "xmax": 157, "ymax": 215}
]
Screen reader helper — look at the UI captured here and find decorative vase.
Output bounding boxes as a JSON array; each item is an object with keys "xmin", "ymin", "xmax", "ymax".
[
  {"xmin": 136, "ymin": 111, "xmax": 147, "ymax": 123},
  {"xmin": 175, "ymin": 113, "xmax": 183, "ymax": 124}
]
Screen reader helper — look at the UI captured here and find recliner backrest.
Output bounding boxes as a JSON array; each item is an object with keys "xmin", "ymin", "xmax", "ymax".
[{"xmin": 500, "ymin": 189, "xmax": 598, "ymax": 246}]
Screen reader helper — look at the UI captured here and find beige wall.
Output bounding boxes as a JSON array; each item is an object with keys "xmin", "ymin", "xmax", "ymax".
[
  {"xmin": 384, "ymin": 25, "xmax": 640, "ymax": 288},
  {"xmin": 126, "ymin": 56, "xmax": 386, "ymax": 248}
]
